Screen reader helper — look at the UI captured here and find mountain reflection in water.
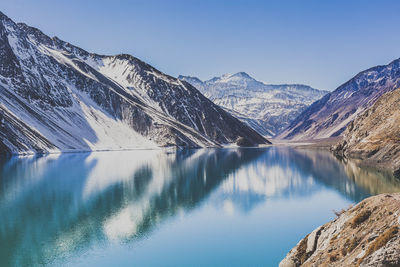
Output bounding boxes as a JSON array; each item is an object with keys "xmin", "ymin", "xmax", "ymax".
[{"xmin": 0, "ymin": 147, "xmax": 398, "ymax": 267}]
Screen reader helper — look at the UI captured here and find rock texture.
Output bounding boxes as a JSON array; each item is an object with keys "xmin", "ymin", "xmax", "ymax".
[
  {"xmin": 179, "ymin": 73, "xmax": 327, "ymax": 137},
  {"xmin": 0, "ymin": 11, "xmax": 268, "ymax": 155},
  {"xmin": 278, "ymin": 59, "xmax": 400, "ymax": 140},
  {"xmin": 332, "ymin": 88, "xmax": 400, "ymax": 178},
  {"xmin": 279, "ymin": 193, "xmax": 400, "ymax": 267}
]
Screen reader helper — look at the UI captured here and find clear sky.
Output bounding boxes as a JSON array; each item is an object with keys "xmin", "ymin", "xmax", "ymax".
[{"xmin": 1, "ymin": 0, "xmax": 400, "ymax": 90}]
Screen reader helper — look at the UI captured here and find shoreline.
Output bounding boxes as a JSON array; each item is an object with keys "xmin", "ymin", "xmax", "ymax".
[
  {"xmin": 273, "ymin": 137, "xmax": 399, "ymax": 179},
  {"xmin": 271, "ymin": 136, "xmax": 342, "ymax": 149},
  {"xmin": 2, "ymin": 137, "xmax": 398, "ymax": 180},
  {"xmin": 279, "ymin": 193, "xmax": 400, "ymax": 266}
]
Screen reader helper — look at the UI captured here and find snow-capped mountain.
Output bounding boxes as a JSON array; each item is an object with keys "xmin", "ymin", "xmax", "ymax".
[
  {"xmin": 278, "ymin": 58, "xmax": 400, "ymax": 140},
  {"xmin": 0, "ymin": 11, "xmax": 268, "ymax": 155},
  {"xmin": 179, "ymin": 73, "xmax": 328, "ymax": 137}
]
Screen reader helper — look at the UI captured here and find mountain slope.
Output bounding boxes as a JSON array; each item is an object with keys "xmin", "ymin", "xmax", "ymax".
[
  {"xmin": 332, "ymin": 88, "xmax": 400, "ymax": 178},
  {"xmin": 278, "ymin": 58, "xmax": 400, "ymax": 140},
  {"xmin": 0, "ymin": 12, "xmax": 268, "ymax": 154},
  {"xmin": 179, "ymin": 73, "xmax": 327, "ymax": 137}
]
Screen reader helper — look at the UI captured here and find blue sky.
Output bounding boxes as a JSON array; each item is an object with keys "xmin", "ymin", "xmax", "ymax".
[{"xmin": 1, "ymin": 0, "xmax": 400, "ymax": 90}]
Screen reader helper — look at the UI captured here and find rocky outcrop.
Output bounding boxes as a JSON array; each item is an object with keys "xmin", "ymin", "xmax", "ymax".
[
  {"xmin": 279, "ymin": 193, "xmax": 400, "ymax": 267},
  {"xmin": 278, "ymin": 58, "xmax": 400, "ymax": 141},
  {"xmin": 332, "ymin": 88, "xmax": 400, "ymax": 178}
]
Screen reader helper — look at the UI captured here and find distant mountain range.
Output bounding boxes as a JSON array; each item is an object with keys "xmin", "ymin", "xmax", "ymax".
[
  {"xmin": 278, "ymin": 58, "xmax": 400, "ymax": 140},
  {"xmin": 179, "ymin": 73, "xmax": 328, "ymax": 137},
  {"xmin": 0, "ymin": 11, "xmax": 268, "ymax": 155}
]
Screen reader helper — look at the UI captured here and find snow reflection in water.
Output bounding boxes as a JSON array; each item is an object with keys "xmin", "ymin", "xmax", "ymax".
[{"xmin": 0, "ymin": 147, "xmax": 398, "ymax": 267}]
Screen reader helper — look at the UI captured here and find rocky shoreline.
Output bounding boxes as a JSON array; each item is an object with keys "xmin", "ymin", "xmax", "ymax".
[{"xmin": 279, "ymin": 193, "xmax": 400, "ymax": 267}]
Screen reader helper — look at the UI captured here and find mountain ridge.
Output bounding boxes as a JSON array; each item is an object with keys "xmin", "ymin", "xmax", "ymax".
[
  {"xmin": 0, "ymin": 11, "xmax": 268, "ymax": 155},
  {"xmin": 179, "ymin": 73, "xmax": 328, "ymax": 137},
  {"xmin": 278, "ymin": 58, "xmax": 400, "ymax": 140}
]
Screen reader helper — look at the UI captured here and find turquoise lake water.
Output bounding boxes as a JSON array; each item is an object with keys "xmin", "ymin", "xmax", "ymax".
[{"xmin": 0, "ymin": 147, "xmax": 399, "ymax": 267}]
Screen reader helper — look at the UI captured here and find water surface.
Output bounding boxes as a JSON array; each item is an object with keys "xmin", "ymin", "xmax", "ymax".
[{"xmin": 0, "ymin": 147, "xmax": 399, "ymax": 266}]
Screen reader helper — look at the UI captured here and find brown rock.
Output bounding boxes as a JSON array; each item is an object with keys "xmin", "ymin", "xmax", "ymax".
[{"xmin": 279, "ymin": 193, "xmax": 400, "ymax": 266}]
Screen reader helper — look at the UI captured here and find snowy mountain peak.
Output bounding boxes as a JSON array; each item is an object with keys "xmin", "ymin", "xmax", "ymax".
[
  {"xmin": 209, "ymin": 72, "xmax": 256, "ymax": 84},
  {"xmin": 0, "ymin": 11, "xmax": 9, "ymax": 21},
  {"xmin": 221, "ymin": 73, "xmax": 232, "ymax": 79},
  {"xmin": 0, "ymin": 11, "xmax": 268, "ymax": 155},
  {"xmin": 231, "ymin": 72, "xmax": 253, "ymax": 79},
  {"xmin": 178, "ymin": 75, "xmax": 202, "ymax": 84},
  {"xmin": 179, "ymin": 73, "xmax": 328, "ymax": 137}
]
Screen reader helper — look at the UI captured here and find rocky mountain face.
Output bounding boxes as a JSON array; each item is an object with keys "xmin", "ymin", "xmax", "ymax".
[
  {"xmin": 0, "ymin": 12, "xmax": 268, "ymax": 155},
  {"xmin": 279, "ymin": 193, "xmax": 400, "ymax": 267},
  {"xmin": 332, "ymin": 88, "xmax": 400, "ymax": 178},
  {"xmin": 179, "ymin": 73, "xmax": 327, "ymax": 137},
  {"xmin": 278, "ymin": 59, "xmax": 400, "ymax": 140}
]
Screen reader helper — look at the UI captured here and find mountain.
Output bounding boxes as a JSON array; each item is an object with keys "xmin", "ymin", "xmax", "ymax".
[
  {"xmin": 332, "ymin": 88, "xmax": 400, "ymax": 178},
  {"xmin": 278, "ymin": 58, "xmax": 400, "ymax": 140},
  {"xmin": 0, "ymin": 12, "xmax": 268, "ymax": 155},
  {"xmin": 179, "ymin": 73, "xmax": 327, "ymax": 137}
]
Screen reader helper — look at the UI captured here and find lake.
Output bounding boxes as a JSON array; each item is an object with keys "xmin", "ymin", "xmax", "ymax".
[{"xmin": 1, "ymin": 147, "xmax": 399, "ymax": 266}]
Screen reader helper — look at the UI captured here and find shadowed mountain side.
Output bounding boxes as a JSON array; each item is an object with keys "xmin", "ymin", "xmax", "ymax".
[{"xmin": 278, "ymin": 58, "xmax": 400, "ymax": 140}]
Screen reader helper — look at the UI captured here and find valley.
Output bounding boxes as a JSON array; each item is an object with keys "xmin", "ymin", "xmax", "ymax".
[{"xmin": 0, "ymin": 5, "xmax": 399, "ymax": 267}]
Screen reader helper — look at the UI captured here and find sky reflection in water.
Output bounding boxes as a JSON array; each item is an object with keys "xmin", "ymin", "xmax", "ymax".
[{"xmin": 0, "ymin": 147, "xmax": 399, "ymax": 267}]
